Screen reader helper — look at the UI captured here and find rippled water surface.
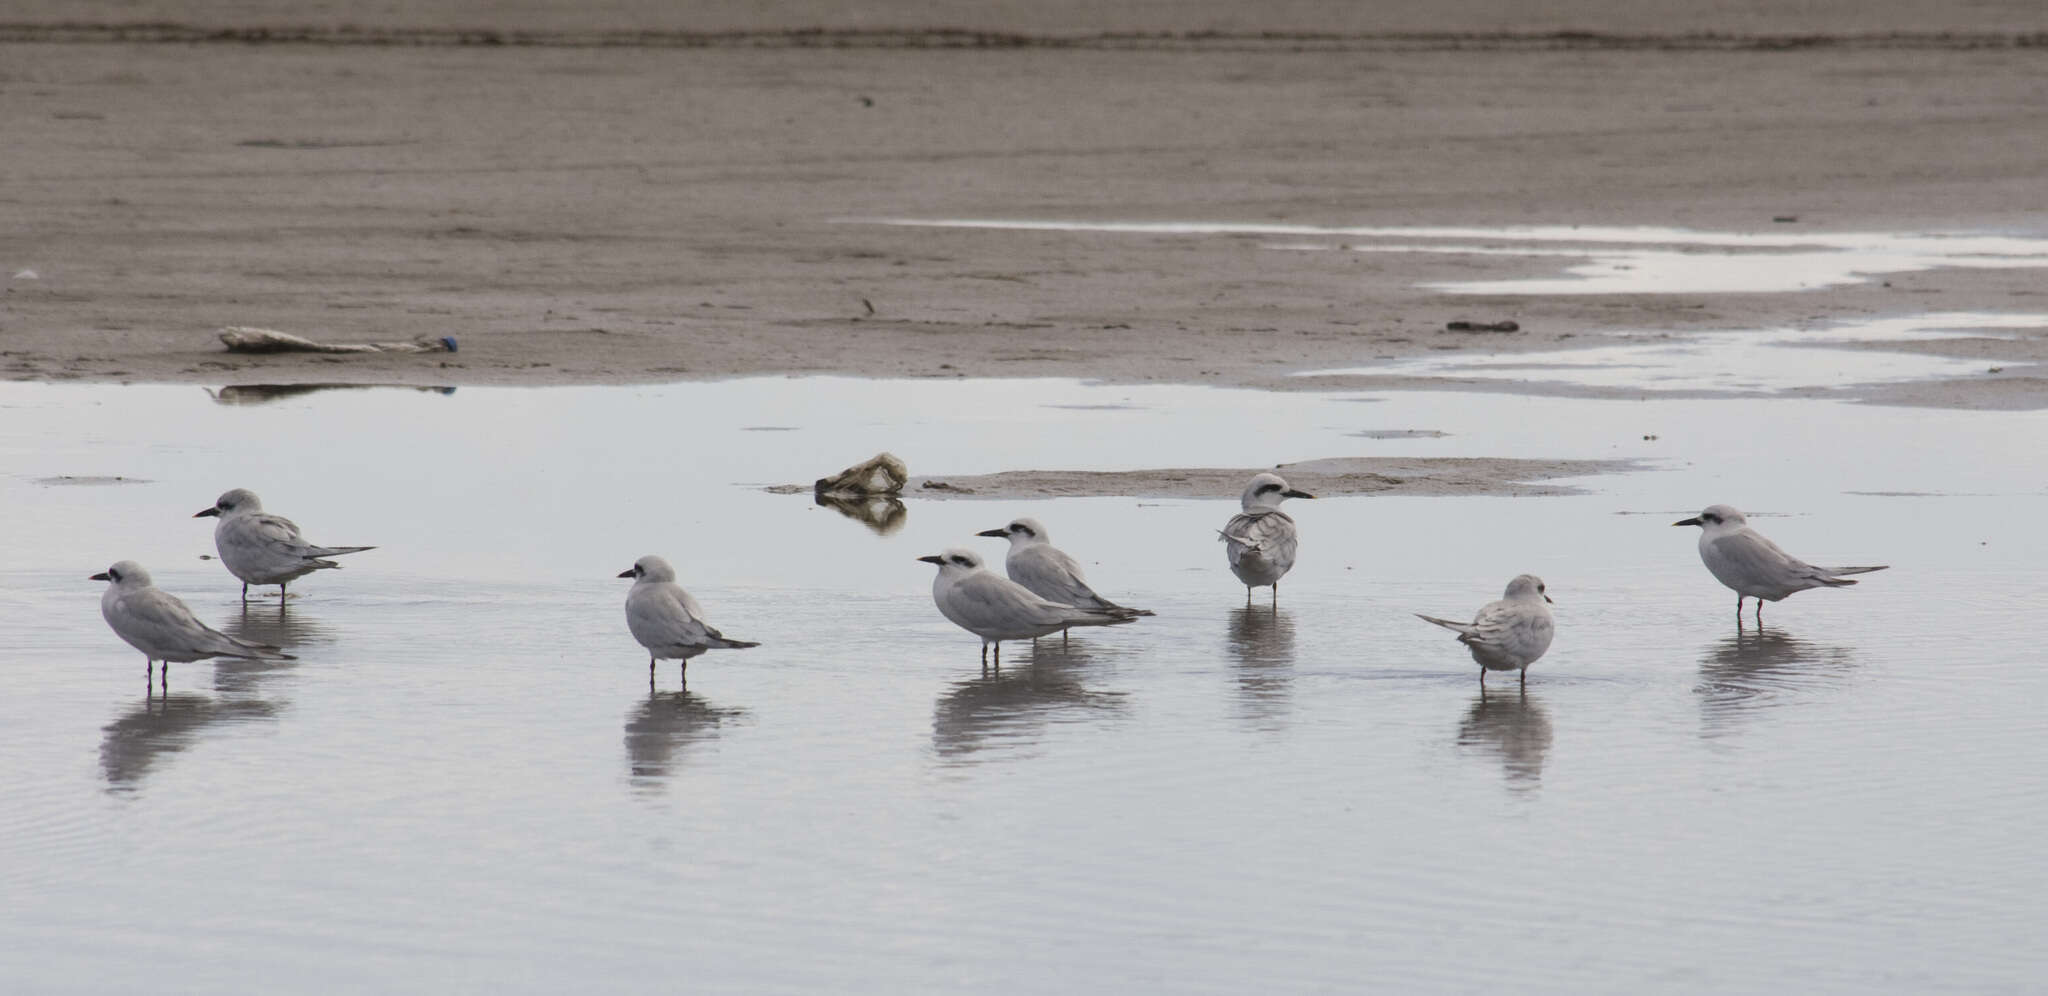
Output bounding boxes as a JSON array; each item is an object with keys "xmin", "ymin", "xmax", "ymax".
[{"xmin": 4, "ymin": 378, "xmax": 2045, "ymax": 992}]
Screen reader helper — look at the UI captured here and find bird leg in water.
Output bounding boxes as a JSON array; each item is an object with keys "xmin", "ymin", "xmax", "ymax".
[
  {"xmin": 240, "ymin": 581, "xmax": 250, "ymax": 603},
  {"xmin": 679, "ymin": 659, "xmax": 688, "ymax": 687}
]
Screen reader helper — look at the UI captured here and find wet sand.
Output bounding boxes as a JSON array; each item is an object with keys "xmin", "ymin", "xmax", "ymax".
[
  {"xmin": 839, "ymin": 456, "xmax": 1636, "ymax": 500},
  {"xmin": 5, "ymin": 10, "xmax": 2048, "ymax": 403}
]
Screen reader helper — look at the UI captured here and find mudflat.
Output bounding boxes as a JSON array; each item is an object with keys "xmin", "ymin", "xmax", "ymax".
[{"xmin": 3, "ymin": 4, "xmax": 2046, "ymax": 398}]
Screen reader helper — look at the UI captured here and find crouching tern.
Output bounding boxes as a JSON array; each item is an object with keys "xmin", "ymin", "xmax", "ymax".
[
  {"xmin": 1673, "ymin": 504, "xmax": 1887, "ymax": 623},
  {"xmin": 620, "ymin": 555, "xmax": 759, "ymax": 686},
  {"xmin": 93, "ymin": 560, "xmax": 295, "ymax": 687},
  {"xmin": 975, "ymin": 517, "xmax": 1153, "ymax": 636},
  {"xmin": 195, "ymin": 488, "xmax": 375, "ymax": 602},
  {"xmin": 1220, "ymin": 472, "xmax": 1315, "ymax": 606},
  {"xmin": 1417, "ymin": 574, "xmax": 1555, "ymax": 687},
  {"xmin": 919, "ymin": 548, "xmax": 1135, "ymax": 666}
]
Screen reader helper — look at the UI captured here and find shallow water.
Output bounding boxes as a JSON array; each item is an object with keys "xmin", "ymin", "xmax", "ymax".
[
  {"xmin": 860, "ymin": 218, "xmax": 2048, "ymax": 295},
  {"xmin": 4, "ymin": 378, "xmax": 2046, "ymax": 992},
  {"xmin": 1298, "ymin": 311, "xmax": 2039, "ymax": 392}
]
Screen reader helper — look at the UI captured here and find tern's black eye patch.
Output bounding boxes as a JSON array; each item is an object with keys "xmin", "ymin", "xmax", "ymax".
[
  {"xmin": 1014, "ymin": 524, "xmax": 1034, "ymax": 537},
  {"xmin": 109, "ymin": 569, "xmax": 121, "ymax": 581},
  {"xmin": 1257, "ymin": 483, "xmax": 1282, "ymax": 494},
  {"xmin": 1703, "ymin": 513, "xmax": 1722, "ymax": 524},
  {"xmin": 951, "ymin": 556, "xmax": 972, "ymax": 566}
]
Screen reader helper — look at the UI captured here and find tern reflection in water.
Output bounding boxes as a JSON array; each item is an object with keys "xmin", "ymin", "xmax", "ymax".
[
  {"xmin": 1696, "ymin": 626, "xmax": 1857, "ymax": 739},
  {"xmin": 624, "ymin": 691, "xmax": 748, "ymax": 791},
  {"xmin": 931, "ymin": 640, "xmax": 1126, "ymax": 762},
  {"xmin": 219, "ymin": 603, "xmax": 332, "ymax": 652},
  {"xmin": 100, "ymin": 693, "xmax": 283, "ymax": 792},
  {"xmin": 1226, "ymin": 606, "xmax": 1296, "ymax": 729},
  {"xmin": 101, "ymin": 605, "xmax": 309, "ymax": 790},
  {"xmin": 1456, "ymin": 689, "xmax": 1554, "ymax": 792}
]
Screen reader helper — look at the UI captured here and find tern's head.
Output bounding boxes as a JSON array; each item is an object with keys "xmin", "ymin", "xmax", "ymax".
[
  {"xmin": 195, "ymin": 488, "xmax": 261, "ymax": 519},
  {"xmin": 90, "ymin": 560, "xmax": 151, "ymax": 588},
  {"xmin": 975, "ymin": 517, "xmax": 1049, "ymax": 546},
  {"xmin": 916, "ymin": 548, "xmax": 984, "ymax": 575},
  {"xmin": 618, "ymin": 555, "xmax": 676, "ymax": 583},
  {"xmin": 1242, "ymin": 472, "xmax": 1314, "ymax": 512},
  {"xmin": 1505, "ymin": 573, "xmax": 1553, "ymax": 604},
  {"xmin": 1673, "ymin": 504, "xmax": 1745, "ymax": 530}
]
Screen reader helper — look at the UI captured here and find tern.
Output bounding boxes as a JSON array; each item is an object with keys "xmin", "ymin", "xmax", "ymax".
[
  {"xmin": 620, "ymin": 555, "xmax": 759, "ymax": 686},
  {"xmin": 1220, "ymin": 473, "xmax": 1314, "ymax": 606},
  {"xmin": 1673, "ymin": 504, "xmax": 1887, "ymax": 623},
  {"xmin": 919, "ymin": 548, "xmax": 1133, "ymax": 666},
  {"xmin": 94, "ymin": 560, "xmax": 294, "ymax": 689},
  {"xmin": 195, "ymin": 489, "xmax": 374, "ymax": 602},
  {"xmin": 1417, "ymin": 574, "xmax": 1555, "ymax": 687},
  {"xmin": 976, "ymin": 517, "xmax": 1152, "ymax": 639}
]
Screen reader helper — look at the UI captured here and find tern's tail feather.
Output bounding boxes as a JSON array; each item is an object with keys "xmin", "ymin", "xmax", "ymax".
[
  {"xmin": 307, "ymin": 544, "xmax": 375, "ymax": 558},
  {"xmin": 710, "ymin": 638, "xmax": 760, "ymax": 650},
  {"xmin": 1821, "ymin": 564, "xmax": 1888, "ymax": 578},
  {"xmin": 1415, "ymin": 613, "xmax": 1478, "ymax": 637},
  {"xmin": 1069, "ymin": 610, "xmax": 1138, "ymax": 629},
  {"xmin": 1095, "ymin": 600, "xmax": 1155, "ymax": 619},
  {"xmin": 1216, "ymin": 529, "xmax": 1258, "ymax": 551}
]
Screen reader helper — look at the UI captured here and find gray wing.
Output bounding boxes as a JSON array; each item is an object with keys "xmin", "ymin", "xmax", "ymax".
[
  {"xmin": 244, "ymin": 512, "xmax": 372, "ymax": 559},
  {"xmin": 115, "ymin": 588, "xmax": 287, "ymax": 660},
  {"xmin": 1457, "ymin": 600, "xmax": 1553, "ymax": 666},
  {"xmin": 1467, "ymin": 601, "xmax": 1551, "ymax": 651},
  {"xmin": 1220, "ymin": 510, "xmax": 1299, "ymax": 569},
  {"xmin": 219, "ymin": 514, "xmax": 324, "ymax": 577},
  {"xmin": 1009, "ymin": 545, "xmax": 1124, "ymax": 613},
  {"xmin": 1709, "ymin": 529, "xmax": 1848, "ymax": 595},
  {"xmin": 629, "ymin": 584, "xmax": 756, "ymax": 651},
  {"xmin": 948, "ymin": 572, "xmax": 1082, "ymax": 632}
]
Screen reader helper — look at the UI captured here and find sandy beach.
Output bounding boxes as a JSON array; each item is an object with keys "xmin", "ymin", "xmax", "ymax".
[{"xmin": 4, "ymin": 5, "xmax": 2047, "ymax": 407}]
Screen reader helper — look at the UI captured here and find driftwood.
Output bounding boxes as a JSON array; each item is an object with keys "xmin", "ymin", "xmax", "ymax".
[{"xmin": 219, "ymin": 326, "xmax": 458, "ymax": 354}]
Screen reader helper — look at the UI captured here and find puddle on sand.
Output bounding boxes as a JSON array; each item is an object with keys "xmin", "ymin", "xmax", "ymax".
[
  {"xmin": 1297, "ymin": 311, "xmax": 2040, "ymax": 394},
  {"xmin": 3, "ymin": 378, "xmax": 2046, "ymax": 992},
  {"xmin": 856, "ymin": 218, "xmax": 2048, "ymax": 295}
]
